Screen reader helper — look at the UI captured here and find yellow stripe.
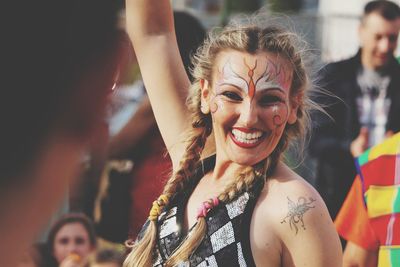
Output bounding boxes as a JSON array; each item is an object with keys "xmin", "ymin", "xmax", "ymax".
[
  {"xmin": 378, "ymin": 246, "xmax": 400, "ymax": 267},
  {"xmin": 368, "ymin": 133, "xmax": 400, "ymax": 162},
  {"xmin": 366, "ymin": 185, "xmax": 399, "ymax": 218},
  {"xmin": 378, "ymin": 248, "xmax": 391, "ymax": 267}
]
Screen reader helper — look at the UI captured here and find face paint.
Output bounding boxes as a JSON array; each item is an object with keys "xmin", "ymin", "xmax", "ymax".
[
  {"xmin": 215, "ymin": 60, "xmax": 248, "ymax": 92},
  {"xmin": 213, "ymin": 56, "xmax": 292, "ymax": 129},
  {"xmin": 243, "ymin": 58, "xmax": 257, "ymax": 100},
  {"xmin": 207, "ymin": 91, "xmax": 220, "ymax": 114},
  {"xmin": 272, "ymin": 102, "xmax": 289, "ymax": 127},
  {"xmin": 256, "ymin": 58, "xmax": 293, "ymax": 91},
  {"xmin": 210, "ymin": 61, "xmax": 243, "ymax": 114},
  {"xmin": 206, "ymin": 50, "xmax": 295, "ymax": 166}
]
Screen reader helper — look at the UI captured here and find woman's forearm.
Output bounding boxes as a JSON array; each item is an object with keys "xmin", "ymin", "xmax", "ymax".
[{"xmin": 124, "ymin": 0, "xmax": 191, "ymax": 167}]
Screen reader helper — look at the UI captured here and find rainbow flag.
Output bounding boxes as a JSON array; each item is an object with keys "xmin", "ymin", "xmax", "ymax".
[
  {"xmin": 355, "ymin": 133, "xmax": 400, "ymax": 267},
  {"xmin": 357, "ymin": 134, "xmax": 400, "ymax": 167},
  {"xmin": 378, "ymin": 246, "xmax": 400, "ymax": 267}
]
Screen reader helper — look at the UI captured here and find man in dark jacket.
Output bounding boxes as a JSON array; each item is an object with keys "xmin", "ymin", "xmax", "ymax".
[{"xmin": 310, "ymin": 0, "xmax": 400, "ymax": 221}]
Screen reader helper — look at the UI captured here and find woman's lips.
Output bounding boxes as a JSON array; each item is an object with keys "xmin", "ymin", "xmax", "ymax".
[{"xmin": 229, "ymin": 128, "xmax": 265, "ymax": 148}]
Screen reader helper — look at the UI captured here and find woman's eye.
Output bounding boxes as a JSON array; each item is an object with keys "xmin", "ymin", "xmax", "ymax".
[
  {"xmin": 58, "ymin": 238, "xmax": 69, "ymax": 245},
  {"xmin": 75, "ymin": 237, "xmax": 86, "ymax": 245},
  {"xmin": 221, "ymin": 91, "xmax": 242, "ymax": 101},
  {"xmin": 259, "ymin": 95, "xmax": 283, "ymax": 106}
]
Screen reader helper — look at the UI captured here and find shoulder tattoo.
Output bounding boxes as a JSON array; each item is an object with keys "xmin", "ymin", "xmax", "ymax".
[{"xmin": 280, "ymin": 196, "xmax": 316, "ymax": 234}]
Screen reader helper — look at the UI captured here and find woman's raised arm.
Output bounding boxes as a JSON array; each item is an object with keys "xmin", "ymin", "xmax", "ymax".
[{"xmin": 125, "ymin": 0, "xmax": 191, "ymax": 167}]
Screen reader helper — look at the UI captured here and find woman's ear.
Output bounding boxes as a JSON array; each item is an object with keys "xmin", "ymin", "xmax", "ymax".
[
  {"xmin": 200, "ymin": 79, "xmax": 210, "ymax": 114},
  {"xmin": 287, "ymin": 93, "xmax": 302, "ymax": 124}
]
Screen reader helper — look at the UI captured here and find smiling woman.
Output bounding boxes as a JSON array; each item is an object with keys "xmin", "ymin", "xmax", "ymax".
[
  {"xmin": 124, "ymin": 0, "xmax": 342, "ymax": 266},
  {"xmin": 203, "ymin": 50, "xmax": 295, "ymax": 166}
]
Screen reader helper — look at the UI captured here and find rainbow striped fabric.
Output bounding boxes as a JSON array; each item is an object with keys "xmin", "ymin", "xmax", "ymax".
[
  {"xmin": 378, "ymin": 246, "xmax": 400, "ymax": 267},
  {"xmin": 355, "ymin": 133, "xmax": 400, "ymax": 267}
]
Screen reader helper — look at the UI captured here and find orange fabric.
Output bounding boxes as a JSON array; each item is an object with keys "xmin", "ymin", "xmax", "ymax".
[{"xmin": 335, "ymin": 175, "xmax": 380, "ymax": 250}]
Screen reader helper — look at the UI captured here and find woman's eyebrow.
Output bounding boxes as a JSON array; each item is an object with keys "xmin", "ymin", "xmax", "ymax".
[
  {"xmin": 216, "ymin": 74, "xmax": 248, "ymax": 93},
  {"xmin": 255, "ymin": 78, "xmax": 285, "ymax": 90},
  {"xmin": 256, "ymin": 87, "xmax": 286, "ymax": 94},
  {"xmin": 217, "ymin": 82, "xmax": 245, "ymax": 92}
]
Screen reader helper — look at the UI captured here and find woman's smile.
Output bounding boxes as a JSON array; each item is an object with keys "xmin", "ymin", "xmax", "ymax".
[{"xmin": 230, "ymin": 127, "xmax": 266, "ymax": 148}]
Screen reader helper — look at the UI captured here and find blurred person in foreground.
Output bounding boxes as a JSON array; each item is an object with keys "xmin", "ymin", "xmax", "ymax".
[
  {"xmin": 0, "ymin": 1, "xmax": 121, "ymax": 266},
  {"xmin": 310, "ymin": 0, "xmax": 400, "ymax": 220},
  {"xmin": 335, "ymin": 132, "xmax": 400, "ymax": 267}
]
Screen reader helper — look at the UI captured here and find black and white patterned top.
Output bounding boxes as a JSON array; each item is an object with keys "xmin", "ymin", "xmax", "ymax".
[{"xmin": 140, "ymin": 155, "xmax": 264, "ymax": 267}]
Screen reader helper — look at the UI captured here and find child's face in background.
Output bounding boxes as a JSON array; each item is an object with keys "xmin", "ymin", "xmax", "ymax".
[{"xmin": 53, "ymin": 222, "xmax": 94, "ymax": 264}]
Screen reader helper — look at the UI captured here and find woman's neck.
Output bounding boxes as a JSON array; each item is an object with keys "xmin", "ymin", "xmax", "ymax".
[{"xmin": 210, "ymin": 154, "xmax": 249, "ymax": 182}]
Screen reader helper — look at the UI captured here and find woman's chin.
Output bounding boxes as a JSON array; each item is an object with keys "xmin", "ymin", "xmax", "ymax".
[{"xmin": 227, "ymin": 152, "xmax": 269, "ymax": 167}]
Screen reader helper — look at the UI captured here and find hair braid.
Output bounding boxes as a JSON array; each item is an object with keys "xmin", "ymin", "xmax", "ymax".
[
  {"xmin": 218, "ymin": 166, "xmax": 255, "ymax": 202},
  {"xmin": 124, "ymin": 107, "xmax": 211, "ymax": 267},
  {"xmin": 162, "ymin": 103, "xmax": 212, "ymax": 197}
]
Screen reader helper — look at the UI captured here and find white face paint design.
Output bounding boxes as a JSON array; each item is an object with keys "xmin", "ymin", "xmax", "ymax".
[
  {"xmin": 212, "ymin": 55, "xmax": 292, "ymax": 128},
  {"xmin": 205, "ymin": 50, "xmax": 296, "ymax": 166},
  {"xmin": 217, "ymin": 60, "xmax": 248, "ymax": 92},
  {"xmin": 256, "ymin": 58, "xmax": 293, "ymax": 93}
]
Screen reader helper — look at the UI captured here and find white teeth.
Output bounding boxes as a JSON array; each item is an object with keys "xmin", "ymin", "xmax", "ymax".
[{"xmin": 231, "ymin": 129, "xmax": 263, "ymax": 143}]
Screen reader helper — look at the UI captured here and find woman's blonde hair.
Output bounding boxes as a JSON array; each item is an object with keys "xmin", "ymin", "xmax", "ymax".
[{"xmin": 124, "ymin": 20, "xmax": 317, "ymax": 267}]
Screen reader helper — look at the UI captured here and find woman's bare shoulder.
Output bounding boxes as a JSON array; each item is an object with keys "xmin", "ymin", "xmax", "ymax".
[
  {"xmin": 252, "ymin": 162, "xmax": 342, "ymax": 267},
  {"xmin": 260, "ymin": 162, "xmax": 323, "ymax": 211},
  {"xmin": 255, "ymin": 161, "xmax": 334, "ymax": 241}
]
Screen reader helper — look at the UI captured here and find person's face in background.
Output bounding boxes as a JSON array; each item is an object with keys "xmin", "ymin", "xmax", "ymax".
[
  {"xmin": 359, "ymin": 12, "xmax": 400, "ymax": 69},
  {"xmin": 53, "ymin": 222, "xmax": 94, "ymax": 264}
]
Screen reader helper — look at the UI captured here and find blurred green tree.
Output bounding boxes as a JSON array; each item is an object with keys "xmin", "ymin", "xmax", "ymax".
[
  {"xmin": 269, "ymin": 0, "xmax": 303, "ymax": 13},
  {"xmin": 221, "ymin": 0, "xmax": 303, "ymax": 25},
  {"xmin": 221, "ymin": 0, "xmax": 263, "ymax": 25}
]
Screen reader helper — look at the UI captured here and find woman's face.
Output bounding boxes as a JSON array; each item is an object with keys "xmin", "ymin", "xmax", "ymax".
[
  {"xmin": 201, "ymin": 50, "xmax": 298, "ymax": 166},
  {"xmin": 53, "ymin": 222, "xmax": 94, "ymax": 264}
]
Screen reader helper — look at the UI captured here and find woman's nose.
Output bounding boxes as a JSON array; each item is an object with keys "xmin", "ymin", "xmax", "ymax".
[
  {"xmin": 66, "ymin": 243, "xmax": 79, "ymax": 254},
  {"xmin": 238, "ymin": 101, "xmax": 258, "ymax": 127}
]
